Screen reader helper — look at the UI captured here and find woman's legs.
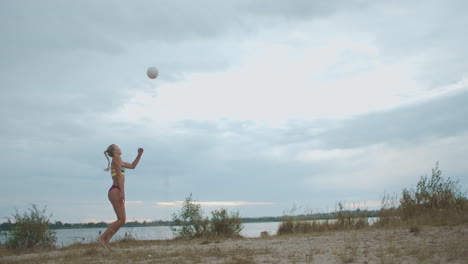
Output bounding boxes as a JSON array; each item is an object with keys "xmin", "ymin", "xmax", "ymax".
[{"xmin": 98, "ymin": 189, "xmax": 126, "ymax": 250}]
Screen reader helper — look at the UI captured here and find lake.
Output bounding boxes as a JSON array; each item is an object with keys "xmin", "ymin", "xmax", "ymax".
[{"xmin": 54, "ymin": 221, "xmax": 281, "ymax": 247}]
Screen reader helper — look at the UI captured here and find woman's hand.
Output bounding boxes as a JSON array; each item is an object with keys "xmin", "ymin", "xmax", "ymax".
[{"xmin": 138, "ymin": 148, "xmax": 144, "ymax": 155}]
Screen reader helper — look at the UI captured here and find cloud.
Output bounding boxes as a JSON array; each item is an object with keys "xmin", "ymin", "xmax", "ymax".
[
  {"xmin": 2, "ymin": 0, "xmax": 467, "ymax": 130},
  {"xmin": 1, "ymin": 1, "xmax": 468, "ymax": 223},
  {"xmin": 345, "ymin": 0, "xmax": 468, "ymax": 88},
  {"xmin": 2, "ymin": 88, "xmax": 468, "ymax": 222},
  {"xmin": 318, "ymin": 87, "xmax": 468, "ymax": 149}
]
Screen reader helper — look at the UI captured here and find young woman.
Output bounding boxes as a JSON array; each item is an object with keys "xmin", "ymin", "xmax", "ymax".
[{"xmin": 97, "ymin": 144, "xmax": 144, "ymax": 251}]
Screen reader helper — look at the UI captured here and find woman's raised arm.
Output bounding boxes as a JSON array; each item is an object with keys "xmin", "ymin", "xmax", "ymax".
[{"xmin": 122, "ymin": 147, "xmax": 144, "ymax": 169}]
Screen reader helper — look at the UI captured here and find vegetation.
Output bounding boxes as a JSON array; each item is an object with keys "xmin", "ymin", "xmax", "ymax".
[
  {"xmin": 210, "ymin": 209, "xmax": 243, "ymax": 238},
  {"xmin": 277, "ymin": 202, "xmax": 370, "ymax": 235},
  {"xmin": 377, "ymin": 162, "xmax": 468, "ymax": 226},
  {"xmin": 278, "ymin": 162, "xmax": 467, "ymax": 235},
  {"xmin": 171, "ymin": 193, "xmax": 209, "ymax": 239},
  {"xmin": 171, "ymin": 194, "xmax": 243, "ymax": 239},
  {"xmin": 1, "ymin": 205, "xmax": 56, "ymax": 249},
  {"xmin": 401, "ymin": 162, "xmax": 467, "ymax": 222}
]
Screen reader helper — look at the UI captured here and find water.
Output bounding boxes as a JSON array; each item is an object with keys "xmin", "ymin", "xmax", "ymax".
[
  {"xmin": 54, "ymin": 222, "xmax": 280, "ymax": 247},
  {"xmin": 2, "ymin": 217, "xmax": 380, "ymax": 247}
]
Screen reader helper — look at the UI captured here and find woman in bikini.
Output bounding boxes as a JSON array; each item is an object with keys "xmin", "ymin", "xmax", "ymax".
[{"xmin": 97, "ymin": 144, "xmax": 144, "ymax": 251}]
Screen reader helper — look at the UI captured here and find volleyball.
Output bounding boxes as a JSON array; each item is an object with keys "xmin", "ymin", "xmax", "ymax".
[{"xmin": 147, "ymin": 67, "xmax": 159, "ymax": 79}]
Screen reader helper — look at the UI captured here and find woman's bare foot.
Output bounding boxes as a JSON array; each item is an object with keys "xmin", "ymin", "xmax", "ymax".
[
  {"xmin": 105, "ymin": 240, "xmax": 114, "ymax": 251},
  {"xmin": 97, "ymin": 237, "xmax": 111, "ymax": 251}
]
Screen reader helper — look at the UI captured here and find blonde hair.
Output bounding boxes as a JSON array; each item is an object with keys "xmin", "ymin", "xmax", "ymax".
[{"xmin": 104, "ymin": 144, "xmax": 115, "ymax": 171}]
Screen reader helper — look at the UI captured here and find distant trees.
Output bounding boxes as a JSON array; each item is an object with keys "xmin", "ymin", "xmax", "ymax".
[{"xmin": 1, "ymin": 211, "xmax": 381, "ymax": 232}]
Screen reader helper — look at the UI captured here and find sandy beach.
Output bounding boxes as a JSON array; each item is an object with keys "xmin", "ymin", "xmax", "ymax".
[{"xmin": 1, "ymin": 224, "xmax": 467, "ymax": 264}]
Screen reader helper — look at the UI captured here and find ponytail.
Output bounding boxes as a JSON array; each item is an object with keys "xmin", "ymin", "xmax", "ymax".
[
  {"xmin": 104, "ymin": 144, "xmax": 115, "ymax": 171},
  {"xmin": 104, "ymin": 151, "xmax": 111, "ymax": 171}
]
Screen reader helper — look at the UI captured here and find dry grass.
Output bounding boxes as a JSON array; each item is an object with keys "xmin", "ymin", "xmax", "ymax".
[
  {"xmin": 277, "ymin": 202, "xmax": 370, "ymax": 236},
  {"xmin": 333, "ymin": 232, "xmax": 359, "ymax": 263},
  {"xmin": 0, "ymin": 238, "xmax": 265, "ymax": 264}
]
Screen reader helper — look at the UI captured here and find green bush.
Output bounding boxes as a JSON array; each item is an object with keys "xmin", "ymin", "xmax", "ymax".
[
  {"xmin": 171, "ymin": 194, "xmax": 244, "ymax": 239},
  {"xmin": 1, "ymin": 205, "xmax": 56, "ymax": 249},
  {"xmin": 171, "ymin": 194, "xmax": 209, "ymax": 239}
]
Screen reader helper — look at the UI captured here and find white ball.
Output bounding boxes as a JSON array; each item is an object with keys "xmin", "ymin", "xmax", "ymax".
[{"xmin": 147, "ymin": 67, "xmax": 159, "ymax": 79}]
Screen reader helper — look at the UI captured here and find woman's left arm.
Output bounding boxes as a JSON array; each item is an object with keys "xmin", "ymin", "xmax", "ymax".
[{"xmin": 123, "ymin": 148, "xmax": 144, "ymax": 169}]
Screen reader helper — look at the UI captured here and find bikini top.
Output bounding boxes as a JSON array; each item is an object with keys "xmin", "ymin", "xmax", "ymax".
[{"xmin": 111, "ymin": 165, "xmax": 125, "ymax": 177}]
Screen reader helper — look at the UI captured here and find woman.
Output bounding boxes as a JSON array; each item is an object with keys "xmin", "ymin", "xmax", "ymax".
[{"xmin": 97, "ymin": 144, "xmax": 144, "ymax": 251}]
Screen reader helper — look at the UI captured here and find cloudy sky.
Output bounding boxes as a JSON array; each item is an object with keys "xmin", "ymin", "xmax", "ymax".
[{"xmin": 1, "ymin": 0, "xmax": 467, "ymax": 223}]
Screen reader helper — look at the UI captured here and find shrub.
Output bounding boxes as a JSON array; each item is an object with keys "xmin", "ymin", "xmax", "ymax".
[
  {"xmin": 399, "ymin": 162, "xmax": 467, "ymax": 224},
  {"xmin": 210, "ymin": 209, "xmax": 243, "ymax": 238},
  {"xmin": 377, "ymin": 162, "xmax": 467, "ymax": 226},
  {"xmin": 171, "ymin": 194, "xmax": 209, "ymax": 239},
  {"xmin": 171, "ymin": 194, "xmax": 244, "ymax": 239},
  {"xmin": 1, "ymin": 204, "xmax": 56, "ymax": 249}
]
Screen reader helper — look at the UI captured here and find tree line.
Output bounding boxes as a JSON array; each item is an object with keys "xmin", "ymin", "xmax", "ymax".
[{"xmin": 1, "ymin": 209, "xmax": 380, "ymax": 231}]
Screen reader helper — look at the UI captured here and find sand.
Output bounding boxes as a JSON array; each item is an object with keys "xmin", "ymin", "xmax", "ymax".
[{"xmin": 1, "ymin": 224, "xmax": 467, "ymax": 263}]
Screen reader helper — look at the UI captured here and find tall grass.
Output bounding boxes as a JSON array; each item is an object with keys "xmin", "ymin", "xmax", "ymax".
[
  {"xmin": 373, "ymin": 191, "xmax": 400, "ymax": 227},
  {"xmin": 277, "ymin": 202, "xmax": 369, "ymax": 235}
]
